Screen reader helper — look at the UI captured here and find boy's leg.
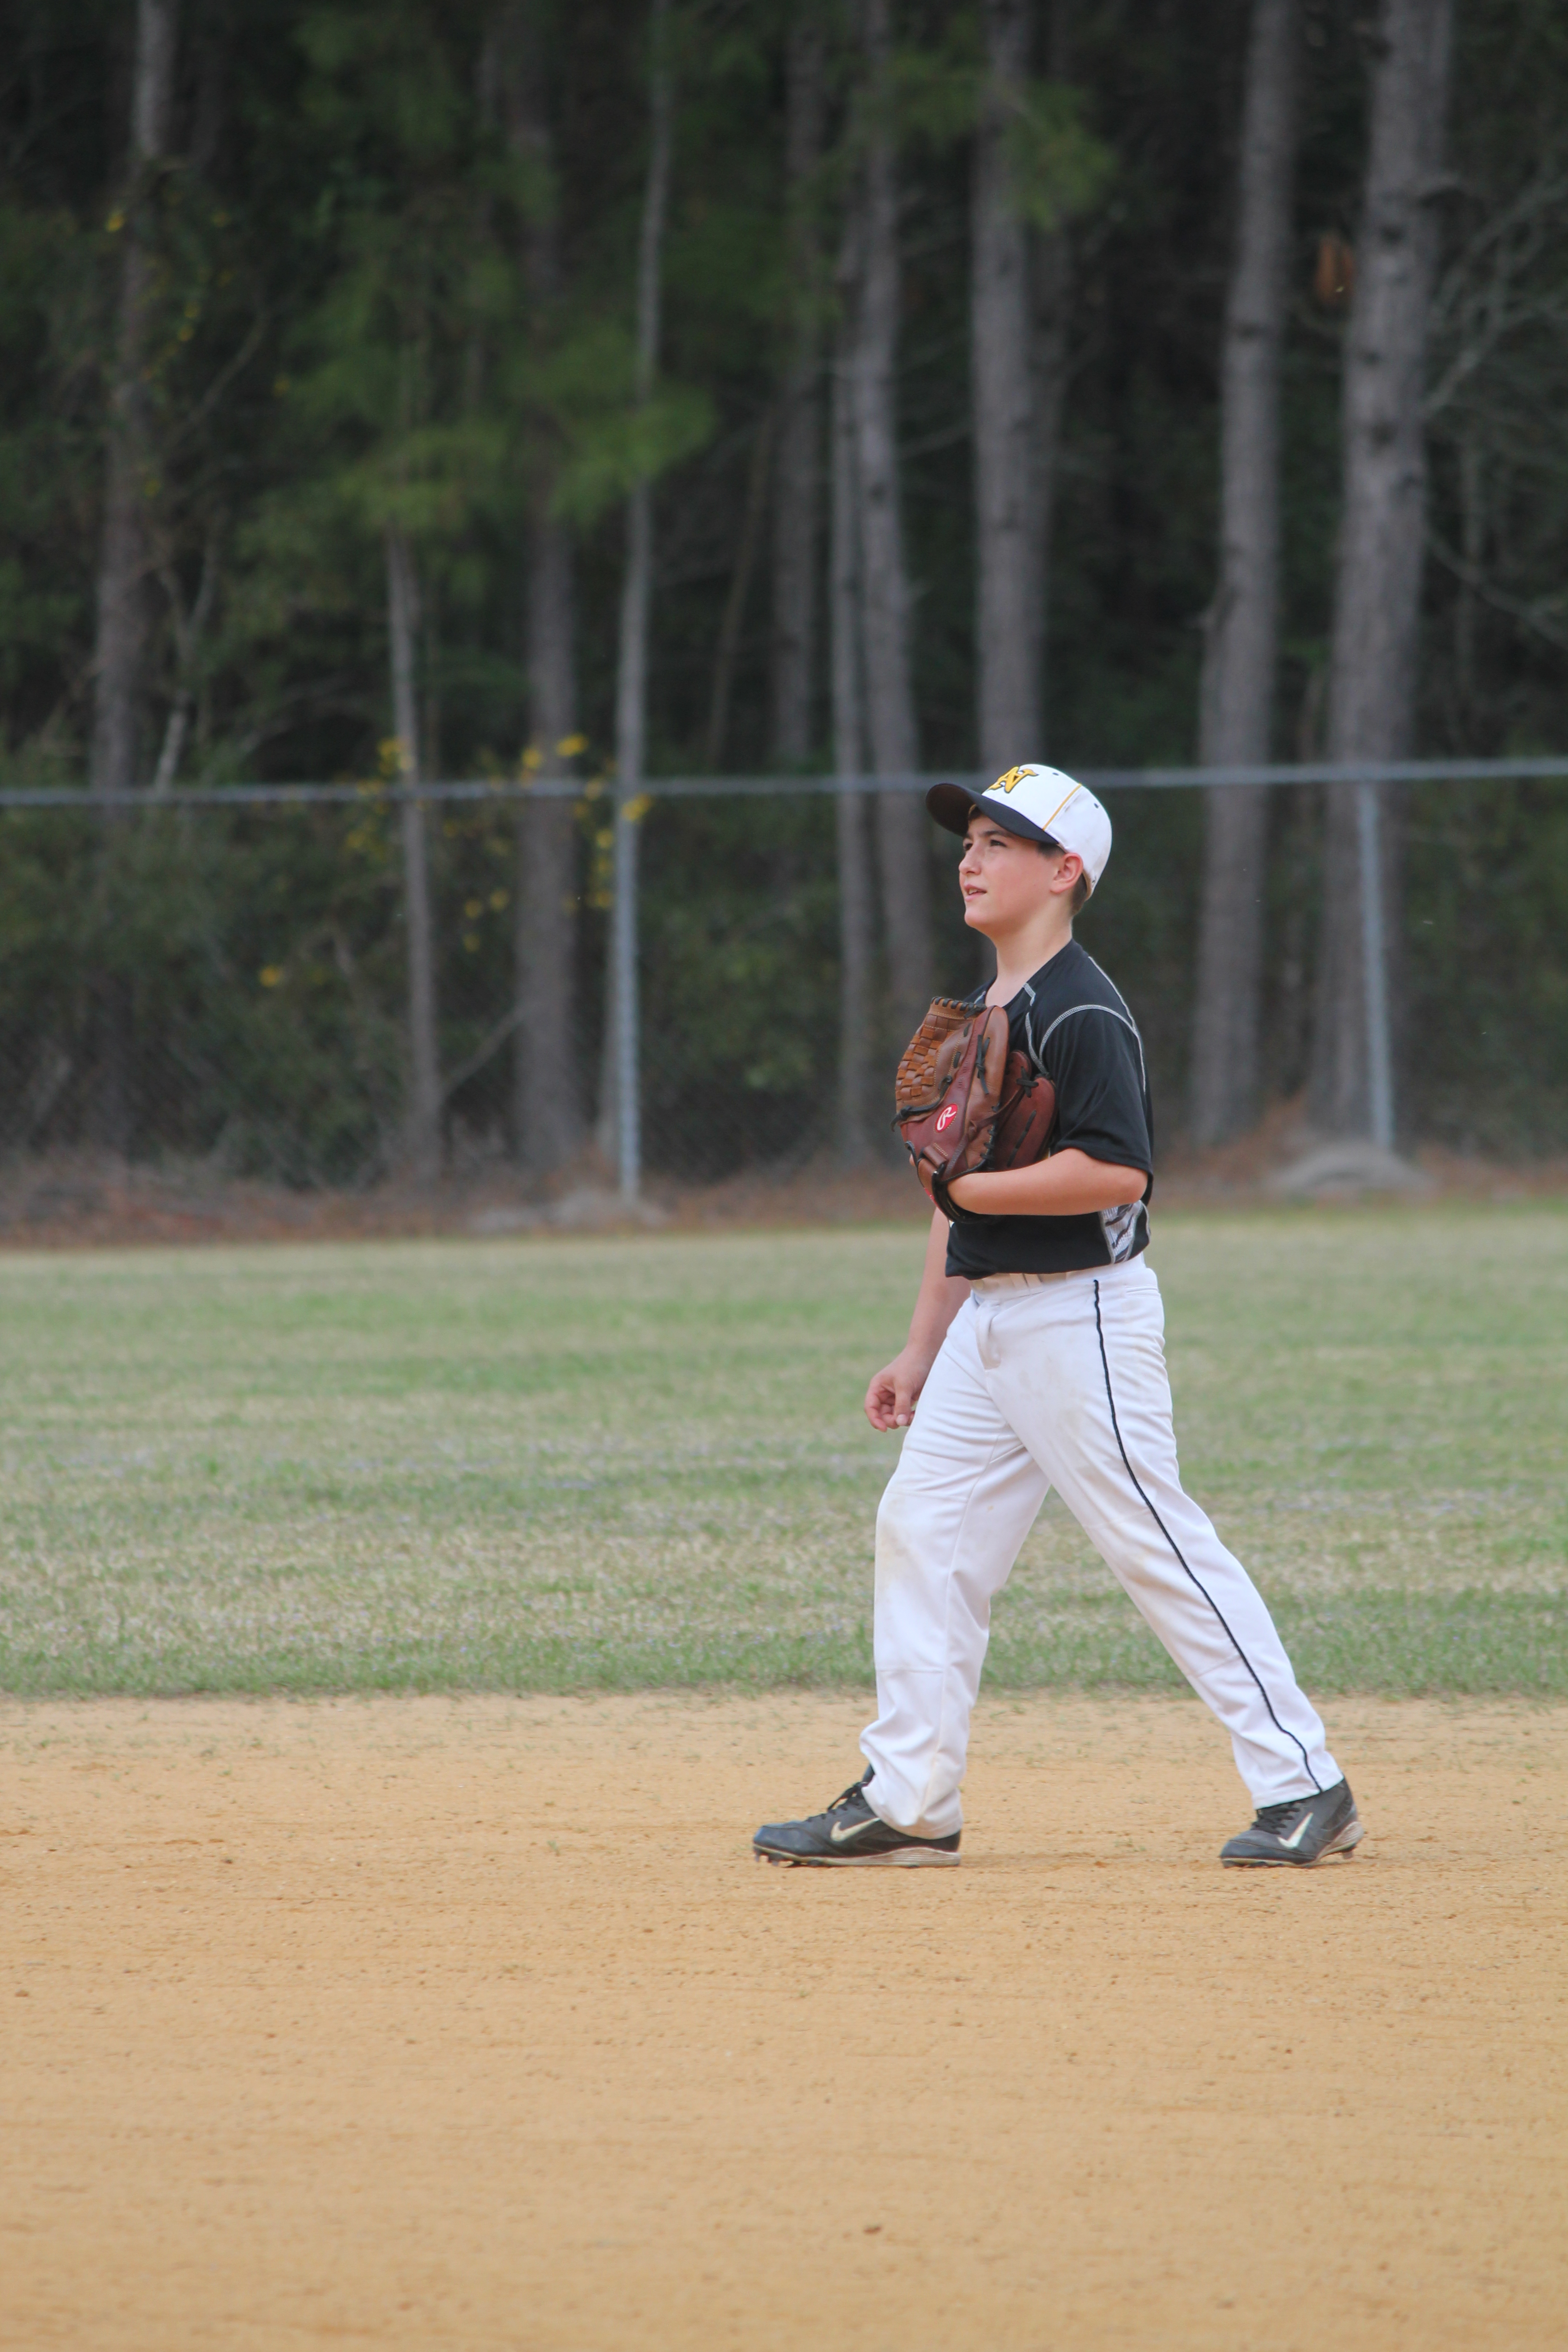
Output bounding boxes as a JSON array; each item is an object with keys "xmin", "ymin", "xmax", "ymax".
[
  {"xmin": 859, "ymin": 1297, "xmax": 1049, "ymax": 1837},
  {"xmin": 981, "ymin": 1260, "xmax": 1339, "ymax": 1805}
]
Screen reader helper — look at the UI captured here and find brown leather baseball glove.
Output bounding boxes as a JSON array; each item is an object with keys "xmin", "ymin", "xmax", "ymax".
[
  {"xmin": 992, "ymin": 1051, "xmax": 1057, "ymax": 1171},
  {"xmin": 894, "ymin": 998, "xmax": 1058, "ymax": 1220}
]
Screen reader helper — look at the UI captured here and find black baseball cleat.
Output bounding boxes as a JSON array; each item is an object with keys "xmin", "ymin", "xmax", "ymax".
[
  {"xmin": 753, "ymin": 1767, "xmax": 961, "ymax": 1868},
  {"xmin": 1220, "ymin": 1778, "xmax": 1364, "ymax": 1867}
]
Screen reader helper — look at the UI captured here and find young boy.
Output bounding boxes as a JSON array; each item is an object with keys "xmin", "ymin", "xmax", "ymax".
[{"xmin": 754, "ymin": 763, "xmax": 1361, "ymax": 1870}]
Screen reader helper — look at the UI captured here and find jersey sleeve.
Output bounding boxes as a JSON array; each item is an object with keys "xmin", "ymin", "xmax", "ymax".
[{"xmin": 1036, "ymin": 1006, "xmax": 1153, "ymax": 1179}]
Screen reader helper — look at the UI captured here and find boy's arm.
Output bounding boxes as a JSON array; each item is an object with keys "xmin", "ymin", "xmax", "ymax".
[
  {"xmin": 944, "ymin": 1147, "xmax": 1146, "ymax": 1218},
  {"xmin": 864, "ymin": 1208, "xmax": 970, "ymax": 1431}
]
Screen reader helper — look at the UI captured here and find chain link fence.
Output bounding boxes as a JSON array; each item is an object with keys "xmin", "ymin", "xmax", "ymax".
[{"xmin": 3, "ymin": 761, "xmax": 1568, "ymax": 1202}]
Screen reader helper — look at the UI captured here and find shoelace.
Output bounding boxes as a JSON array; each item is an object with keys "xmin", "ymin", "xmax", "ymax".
[
  {"xmin": 826, "ymin": 1773, "xmax": 872, "ymax": 1813},
  {"xmin": 1252, "ymin": 1796, "xmax": 1312, "ymax": 1833}
]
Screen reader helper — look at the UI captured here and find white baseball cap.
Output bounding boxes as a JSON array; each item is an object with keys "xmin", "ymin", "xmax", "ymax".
[{"xmin": 927, "ymin": 763, "xmax": 1113, "ymax": 894}]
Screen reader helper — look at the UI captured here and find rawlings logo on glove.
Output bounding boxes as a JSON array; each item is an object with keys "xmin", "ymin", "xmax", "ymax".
[{"xmin": 893, "ymin": 998, "xmax": 1058, "ymax": 1221}]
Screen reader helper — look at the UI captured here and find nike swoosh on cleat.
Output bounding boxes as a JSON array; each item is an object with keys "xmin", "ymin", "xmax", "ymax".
[
  {"xmin": 1281, "ymin": 1812, "xmax": 1318, "ymax": 1848},
  {"xmin": 828, "ymin": 1815, "xmax": 884, "ymax": 1844}
]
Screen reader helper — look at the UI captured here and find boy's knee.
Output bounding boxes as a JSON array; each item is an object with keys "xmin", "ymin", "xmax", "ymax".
[
  {"xmin": 875, "ymin": 1473, "xmax": 942, "ymax": 1601},
  {"xmin": 874, "ymin": 1484, "xmax": 916, "ymax": 1561}
]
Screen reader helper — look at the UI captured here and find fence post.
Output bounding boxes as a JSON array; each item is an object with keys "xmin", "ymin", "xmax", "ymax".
[
  {"xmin": 1356, "ymin": 779, "xmax": 1394, "ymax": 1151},
  {"xmin": 611, "ymin": 794, "xmax": 642, "ymax": 1200}
]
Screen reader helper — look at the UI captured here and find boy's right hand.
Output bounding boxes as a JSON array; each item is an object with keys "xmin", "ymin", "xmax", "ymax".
[{"xmin": 864, "ymin": 1346, "xmax": 934, "ymax": 1431}]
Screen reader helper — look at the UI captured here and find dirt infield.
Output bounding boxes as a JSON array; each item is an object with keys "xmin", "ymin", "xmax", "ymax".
[{"xmin": 4, "ymin": 1694, "xmax": 1563, "ymax": 2351}]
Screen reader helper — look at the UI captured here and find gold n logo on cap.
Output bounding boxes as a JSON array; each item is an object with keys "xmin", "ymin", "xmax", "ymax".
[{"xmin": 992, "ymin": 765, "xmax": 1029, "ymax": 794}]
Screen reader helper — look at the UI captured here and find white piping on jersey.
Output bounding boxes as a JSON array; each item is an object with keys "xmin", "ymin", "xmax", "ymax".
[
  {"xmin": 999, "ymin": 959, "xmax": 1145, "ymax": 1087},
  {"xmin": 1081, "ymin": 952, "xmax": 1137, "ymax": 1023},
  {"xmin": 1026, "ymin": 1003, "xmax": 1147, "ymax": 1090}
]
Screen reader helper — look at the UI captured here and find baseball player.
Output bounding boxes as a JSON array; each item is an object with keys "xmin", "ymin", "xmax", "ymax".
[{"xmin": 754, "ymin": 764, "xmax": 1362, "ymax": 1870}]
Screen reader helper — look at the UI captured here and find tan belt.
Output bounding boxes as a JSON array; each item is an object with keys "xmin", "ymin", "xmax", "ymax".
[{"xmin": 969, "ymin": 1267, "xmax": 1089, "ymax": 1293}]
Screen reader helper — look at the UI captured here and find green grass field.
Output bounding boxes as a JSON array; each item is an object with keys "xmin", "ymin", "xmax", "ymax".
[{"xmin": 0, "ymin": 1208, "xmax": 1564, "ymax": 1697}]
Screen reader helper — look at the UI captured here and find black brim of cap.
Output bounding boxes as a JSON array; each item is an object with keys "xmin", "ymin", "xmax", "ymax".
[{"xmin": 926, "ymin": 782, "xmax": 1057, "ymax": 846}]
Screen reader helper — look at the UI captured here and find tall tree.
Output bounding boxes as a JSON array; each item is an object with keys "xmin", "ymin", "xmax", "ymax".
[
  {"xmin": 850, "ymin": 0, "xmax": 931, "ymax": 1044},
  {"xmin": 972, "ymin": 0, "xmax": 1041, "ymax": 771},
  {"xmin": 970, "ymin": 1, "xmax": 1107, "ymax": 760},
  {"xmin": 705, "ymin": 404, "xmax": 774, "ymax": 767},
  {"xmin": 830, "ymin": 235, "xmax": 875, "ymax": 1166},
  {"xmin": 505, "ymin": 9, "xmax": 583, "ymax": 1180},
  {"xmin": 91, "ymin": 0, "xmax": 178, "ymax": 805},
  {"xmin": 1028, "ymin": 1, "xmax": 1074, "ymax": 748},
  {"xmin": 1188, "ymin": 0, "xmax": 1299, "ymax": 1147},
  {"xmin": 770, "ymin": 15, "xmax": 827, "ymax": 768},
  {"xmin": 89, "ymin": 0, "xmax": 179, "ymax": 1152},
  {"xmin": 1310, "ymin": 0, "xmax": 1455, "ymax": 1142},
  {"xmin": 606, "ymin": 0, "xmax": 675, "ymax": 1197},
  {"xmin": 385, "ymin": 522, "xmax": 441, "ymax": 1181},
  {"xmin": 280, "ymin": 2, "xmax": 505, "ymax": 1184}
]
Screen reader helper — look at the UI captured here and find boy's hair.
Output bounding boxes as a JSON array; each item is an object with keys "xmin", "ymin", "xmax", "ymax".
[{"xmin": 1039, "ymin": 835, "xmax": 1091, "ymax": 915}]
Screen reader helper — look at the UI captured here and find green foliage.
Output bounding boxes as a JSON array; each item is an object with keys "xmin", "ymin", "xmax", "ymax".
[
  {"xmin": 639, "ymin": 798, "xmax": 840, "ymax": 1173},
  {"xmin": 1403, "ymin": 779, "xmax": 1568, "ymax": 1153},
  {"xmin": 545, "ymin": 328, "xmax": 715, "ymax": 524},
  {"xmin": 1004, "ymin": 80, "xmax": 1116, "ymax": 232},
  {"xmin": 0, "ymin": 796, "xmax": 529, "ymax": 1182},
  {"xmin": 0, "ymin": 196, "xmax": 101, "ymax": 730},
  {"xmin": 892, "ymin": 15, "xmax": 1113, "ymax": 230},
  {"xmin": 892, "ymin": 13, "xmax": 985, "ymax": 147}
]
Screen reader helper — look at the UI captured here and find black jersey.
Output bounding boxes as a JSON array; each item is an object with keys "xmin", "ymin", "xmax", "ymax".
[{"xmin": 943, "ymin": 938, "xmax": 1153, "ymax": 1279}]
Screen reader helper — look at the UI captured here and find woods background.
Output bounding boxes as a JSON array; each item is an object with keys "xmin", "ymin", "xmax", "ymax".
[{"xmin": 3, "ymin": 0, "xmax": 1567, "ymax": 1191}]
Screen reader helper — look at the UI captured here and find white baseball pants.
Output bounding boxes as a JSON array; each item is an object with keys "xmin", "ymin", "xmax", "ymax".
[{"xmin": 860, "ymin": 1256, "xmax": 1339, "ymax": 1836}]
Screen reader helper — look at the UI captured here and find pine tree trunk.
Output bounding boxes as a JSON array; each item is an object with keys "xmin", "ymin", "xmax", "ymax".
[
  {"xmin": 505, "ymin": 9, "xmax": 582, "ymax": 1180},
  {"xmin": 1029, "ymin": 217, "xmax": 1069, "ymax": 740},
  {"xmin": 831, "ymin": 296, "xmax": 875, "ymax": 1168},
  {"xmin": 89, "ymin": 0, "xmax": 178, "ymax": 1155},
  {"xmin": 606, "ymin": 0, "xmax": 674, "ymax": 1197},
  {"xmin": 972, "ymin": 0, "xmax": 1041, "ymax": 772},
  {"xmin": 150, "ymin": 529, "xmax": 219, "ymax": 794},
  {"xmin": 386, "ymin": 524, "xmax": 442, "ymax": 1184},
  {"xmin": 91, "ymin": 0, "xmax": 178, "ymax": 805},
  {"xmin": 1310, "ymin": 0, "xmax": 1454, "ymax": 1141},
  {"xmin": 1025, "ymin": 3, "xmax": 1076, "ymax": 742},
  {"xmin": 852, "ymin": 0, "xmax": 931, "ymax": 1046},
  {"xmin": 706, "ymin": 407, "xmax": 775, "ymax": 768},
  {"xmin": 1189, "ymin": 0, "xmax": 1299, "ymax": 1147},
  {"xmin": 770, "ymin": 17, "xmax": 826, "ymax": 768},
  {"xmin": 518, "ymin": 505, "xmax": 582, "ymax": 1176}
]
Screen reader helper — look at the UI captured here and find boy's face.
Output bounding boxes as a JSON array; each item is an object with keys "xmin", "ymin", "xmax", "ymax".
[{"xmin": 958, "ymin": 816, "xmax": 1079, "ymax": 937}]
